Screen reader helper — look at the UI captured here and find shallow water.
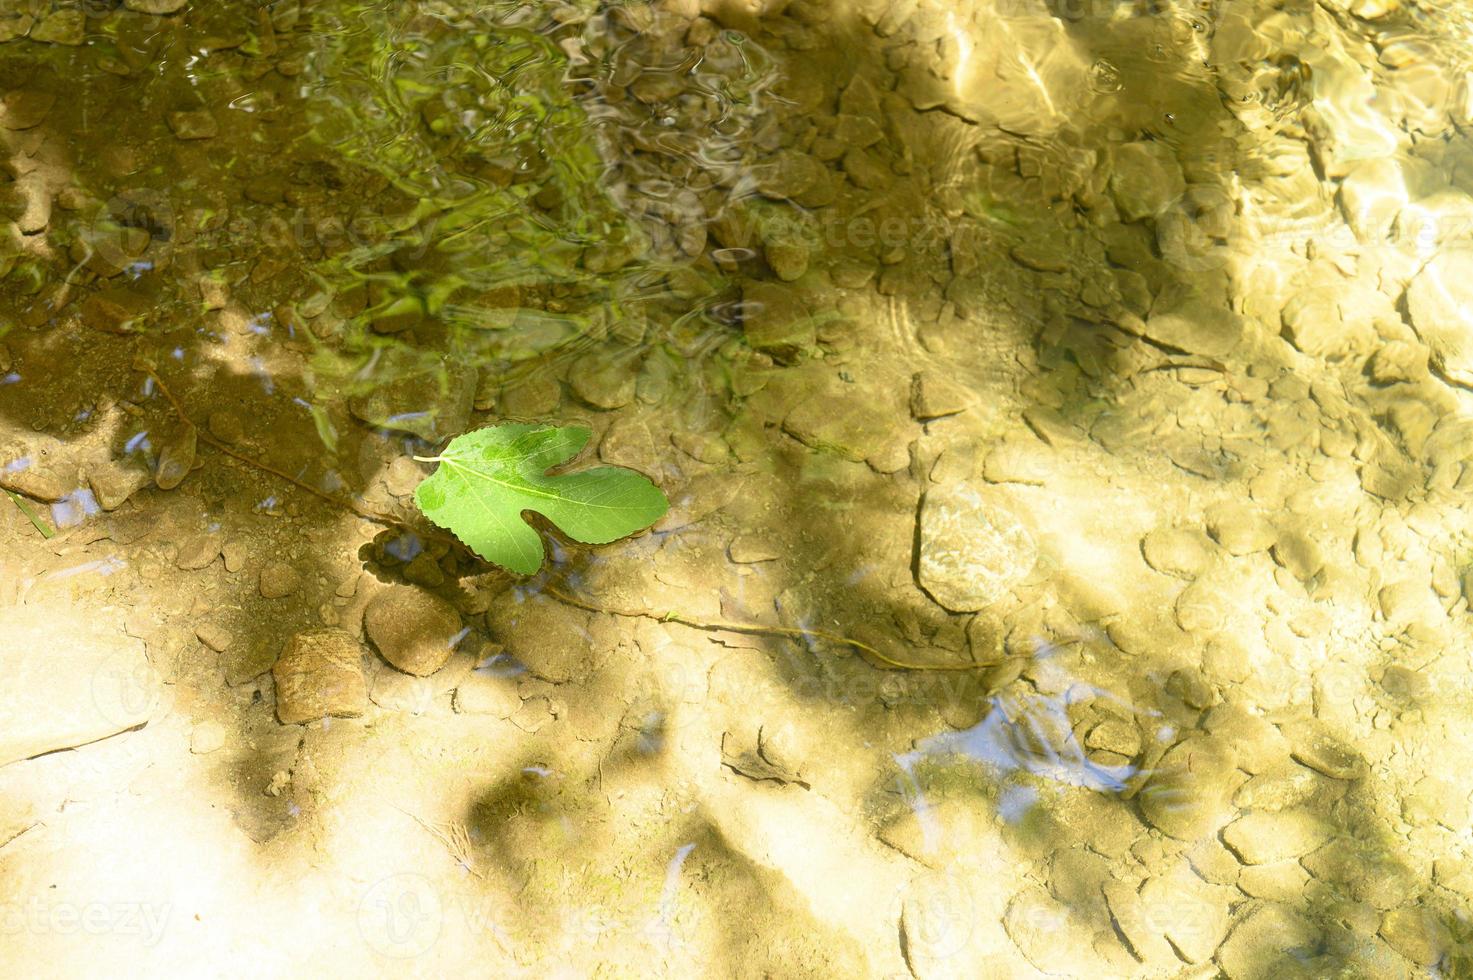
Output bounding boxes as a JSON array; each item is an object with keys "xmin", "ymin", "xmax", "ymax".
[{"xmin": 2, "ymin": 0, "xmax": 1473, "ymax": 975}]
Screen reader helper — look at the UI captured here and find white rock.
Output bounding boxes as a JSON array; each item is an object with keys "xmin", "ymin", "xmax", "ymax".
[
  {"xmin": 1406, "ymin": 250, "xmax": 1473, "ymax": 385},
  {"xmin": 0, "ymin": 608, "xmax": 159, "ymax": 768},
  {"xmin": 916, "ymin": 483, "xmax": 1036, "ymax": 612},
  {"xmin": 1110, "ymin": 142, "xmax": 1186, "ymax": 222}
]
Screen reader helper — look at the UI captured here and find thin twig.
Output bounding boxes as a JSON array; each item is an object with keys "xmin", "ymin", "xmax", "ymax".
[
  {"xmin": 134, "ymin": 360, "xmax": 403, "ymax": 528},
  {"xmin": 543, "ymin": 584, "xmax": 986, "ymax": 673}
]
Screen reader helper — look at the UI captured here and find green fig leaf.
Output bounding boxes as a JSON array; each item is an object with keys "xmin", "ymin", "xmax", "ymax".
[{"xmin": 413, "ymin": 423, "xmax": 668, "ymax": 575}]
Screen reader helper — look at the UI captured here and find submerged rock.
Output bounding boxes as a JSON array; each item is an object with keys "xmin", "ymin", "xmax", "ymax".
[
  {"xmin": 1406, "ymin": 250, "xmax": 1473, "ymax": 386},
  {"xmin": 365, "ymin": 585, "xmax": 463, "ymax": 676},
  {"xmin": 0, "ymin": 608, "xmax": 159, "ymax": 768},
  {"xmin": 1110, "ymin": 141, "xmax": 1186, "ymax": 222},
  {"xmin": 272, "ymin": 629, "xmax": 367, "ymax": 725},
  {"xmin": 916, "ymin": 483, "xmax": 1036, "ymax": 612}
]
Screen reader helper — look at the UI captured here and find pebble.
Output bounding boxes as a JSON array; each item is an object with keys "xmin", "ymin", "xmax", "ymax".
[
  {"xmin": 1136, "ymin": 867, "xmax": 1233, "ymax": 964},
  {"xmin": 1338, "ymin": 158, "xmax": 1408, "ymax": 241},
  {"xmin": 221, "ymin": 540, "xmax": 247, "ymax": 573},
  {"xmin": 125, "ymin": 0, "xmax": 188, "ymax": 12},
  {"xmin": 189, "ymin": 721, "xmax": 227, "ymax": 755},
  {"xmin": 1236, "ymin": 861, "xmax": 1309, "ymax": 902},
  {"xmin": 176, "ymin": 533, "xmax": 222, "ymax": 571},
  {"xmin": 29, "ymin": 9, "xmax": 82, "ymax": 45},
  {"xmin": 364, "ymin": 585, "xmax": 462, "ymax": 676},
  {"xmin": 452, "ymin": 672, "xmax": 521, "ymax": 718},
  {"xmin": 916, "ymin": 483, "xmax": 1036, "ymax": 612},
  {"xmin": 910, "ymin": 371, "xmax": 968, "ymax": 420},
  {"xmin": 1215, "ymin": 903, "xmax": 1319, "ymax": 979},
  {"xmin": 1143, "ymin": 297, "xmax": 1244, "ymax": 358},
  {"xmin": 1204, "ymin": 501, "xmax": 1276, "ymax": 555},
  {"xmin": 727, "ymin": 534, "xmax": 779, "ymax": 563},
  {"xmin": 1136, "ymin": 736, "xmax": 1237, "ymax": 840},
  {"xmin": 272, "ymin": 629, "xmax": 368, "ymax": 725},
  {"xmin": 167, "ymin": 110, "xmax": 218, "ymax": 140},
  {"xmin": 1109, "ymin": 141, "xmax": 1186, "ymax": 221},
  {"xmin": 1379, "ymin": 907, "xmax": 1451, "ymax": 967},
  {"xmin": 208, "ymin": 410, "xmax": 244, "ymax": 444},
  {"xmin": 1141, "ymin": 527, "xmax": 1216, "ymax": 578},
  {"xmin": 258, "ymin": 560, "xmax": 301, "ymax": 599},
  {"xmin": 195, "ymin": 622, "xmax": 233, "ymax": 653},
  {"xmin": 1406, "ymin": 250, "xmax": 1473, "ymax": 386},
  {"xmin": 741, "ymin": 281, "xmax": 814, "ymax": 363},
  {"xmin": 88, "ymin": 461, "xmax": 151, "ymax": 511},
  {"xmin": 347, "ymin": 364, "xmax": 475, "ymax": 441},
  {"xmin": 1270, "ymin": 529, "xmax": 1323, "ymax": 583},
  {"xmin": 568, "ymin": 351, "xmax": 638, "ymax": 410},
  {"xmin": 154, "ymin": 423, "xmax": 197, "ymax": 491},
  {"xmin": 1281, "ymin": 719, "xmax": 1367, "ymax": 780},
  {"xmin": 0, "ymin": 90, "xmax": 54, "ymax": 131},
  {"xmin": 1222, "ymin": 810, "xmax": 1333, "ymax": 864}
]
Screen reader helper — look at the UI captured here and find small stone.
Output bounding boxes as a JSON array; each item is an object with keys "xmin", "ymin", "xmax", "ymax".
[
  {"xmin": 452, "ymin": 671, "xmax": 521, "ymax": 717},
  {"xmin": 1271, "ymin": 530, "xmax": 1323, "ymax": 583},
  {"xmin": 347, "ymin": 363, "xmax": 475, "ymax": 441},
  {"xmin": 1217, "ymin": 904, "xmax": 1320, "ymax": 980},
  {"xmin": 916, "ymin": 483, "xmax": 1037, "ymax": 612},
  {"xmin": 1141, "ymin": 527, "xmax": 1216, "ymax": 578},
  {"xmin": 1137, "ymin": 736, "xmax": 1237, "ymax": 840},
  {"xmin": 1339, "ymin": 158, "xmax": 1408, "ymax": 241},
  {"xmin": 125, "ymin": 0, "xmax": 188, "ymax": 12},
  {"xmin": 1110, "ymin": 141, "xmax": 1186, "ymax": 221},
  {"xmin": 1223, "ymin": 810, "xmax": 1333, "ymax": 864},
  {"xmin": 764, "ymin": 240, "xmax": 809, "ymax": 282},
  {"xmin": 910, "ymin": 371, "xmax": 968, "ymax": 420},
  {"xmin": 221, "ymin": 540, "xmax": 247, "ymax": 573},
  {"xmin": 1237, "ymin": 861, "xmax": 1308, "ymax": 902},
  {"xmin": 1281, "ymin": 719, "xmax": 1366, "ymax": 780},
  {"xmin": 30, "ymin": 10, "xmax": 83, "ymax": 45},
  {"xmin": 1137, "ymin": 867, "xmax": 1233, "ymax": 964},
  {"xmin": 364, "ymin": 586, "xmax": 463, "ymax": 676},
  {"xmin": 1367, "ymin": 342, "xmax": 1428, "ymax": 385},
  {"xmin": 1143, "ymin": 296, "xmax": 1244, "ymax": 358},
  {"xmin": 1401, "ymin": 775, "xmax": 1470, "ymax": 829},
  {"xmin": 167, "ymin": 110, "xmax": 218, "ymax": 140},
  {"xmin": 1380, "ymin": 907, "xmax": 1451, "ymax": 967},
  {"xmin": 176, "ymin": 533, "xmax": 221, "ymax": 571},
  {"xmin": 195, "ymin": 622, "xmax": 233, "ymax": 653},
  {"xmin": 272, "ymin": 629, "xmax": 368, "ymax": 725},
  {"xmin": 1406, "ymin": 250, "xmax": 1473, "ymax": 386},
  {"xmin": 189, "ymin": 721, "xmax": 227, "ymax": 755},
  {"xmin": 981, "ymin": 440, "xmax": 1051, "ymax": 486},
  {"xmin": 208, "ymin": 410, "xmax": 243, "ymax": 444},
  {"xmin": 0, "ymin": 15, "xmax": 33, "ymax": 43},
  {"xmin": 1204, "ymin": 501, "xmax": 1275, "ymax": 555},
  {"xmin": 258, "ymin": 561, "xmax": 301, "ymax": 599},
  {"xmin": 1280, "ymin": 285, "xmax": 1379, "ymax": 359},
  {"xmin": 80, "ymin": 287, "xmax": 150, "ymax": 334},
  {"xmin": 1233, "ymin": 762, "xmax": 1340, "ymax": 812},
  {"xmin": 0, "ymin": 90, "xmax": 55, "ymax": 131},
  {"xmin": 568, "ymin": 351, "xmax": 637, "ymax": 410},
  {"xmin": 88, "ymin": 461, "xmax": 150, "ymax": 511},
  {"xmin": 741, "ymin": 281, "xmax": 813, "ymax": 363},
  {"xmin": 154, "ymin": 424, "xmax": 197, "ymax": 491},
  {"xmin": 728, "ymin": 534, "xmax": 780, "ymax": 563}
]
